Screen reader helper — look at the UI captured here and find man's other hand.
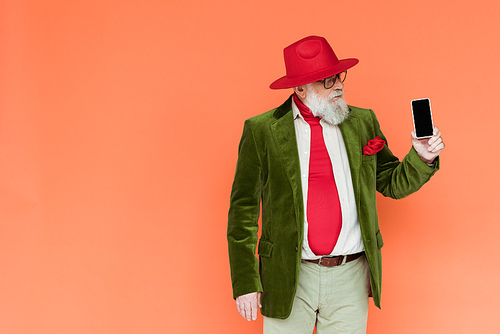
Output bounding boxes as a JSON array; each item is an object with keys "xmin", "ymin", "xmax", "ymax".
[
  {"xmin": 411, "ymin": 126, "xmax": 445, "ymax": 164},
  {"xmin": 236, "ymin": 291, "xmax": 262, "ymax": 321}
]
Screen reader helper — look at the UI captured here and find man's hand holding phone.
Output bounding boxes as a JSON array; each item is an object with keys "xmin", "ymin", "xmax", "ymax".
[
  {"xmin": 410, "ymin": 98, "xmax": 445, "ymax": 164},
  {"xmin": 411, "ymin": 126, "xmax": 445, "ymax": 164}
]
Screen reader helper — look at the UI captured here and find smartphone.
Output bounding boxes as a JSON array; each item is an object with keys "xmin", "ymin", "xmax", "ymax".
[{"xmin": 411, "ymin": 98, "xmax": 434, "ymax": 139}]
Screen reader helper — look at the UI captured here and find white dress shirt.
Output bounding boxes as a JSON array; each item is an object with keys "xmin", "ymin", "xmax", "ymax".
[{"xmin": 292, "ymin": 99, "xmax": 365, "ymax": 260}]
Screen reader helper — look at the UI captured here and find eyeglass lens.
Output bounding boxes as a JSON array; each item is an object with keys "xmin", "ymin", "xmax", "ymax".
[{"xmin": 324, "ymin": 71, "xmax": 347, "ymax": 89}]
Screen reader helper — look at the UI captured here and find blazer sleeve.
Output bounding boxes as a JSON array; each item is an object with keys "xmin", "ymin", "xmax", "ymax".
[
  {"xmin": 227, "ymin": 119, "xmax": 263, "ymax": 299},
  {"xmin": 370, "ymin": 109, "xmax": 440, "ymax": 199}
]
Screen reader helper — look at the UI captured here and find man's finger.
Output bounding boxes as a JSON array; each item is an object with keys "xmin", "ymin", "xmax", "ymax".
[
  {"xmin": 236, "ymin": 301, "xmax": 244, "ymax": 317},
  {"xmin": 251, "ymin": 301, "xmax": 258, "ymax": 320},
  {"xmin": 427, "ymin": 133, "xmax": 439, "ymax": 145},
  {"xmin": 430, "ymin": 130, "xmax": 442, "ymax": 143},
  {"xmin": 428, "ymin": 137, "xmax": 443, "ymax": 152},
  {"xmin": 244, "ymin": 303, "xmax": 252, "ymax": 321},
  {"xmin": 431, "ymin": 142, "xmax": 445, "ymax": 153}
]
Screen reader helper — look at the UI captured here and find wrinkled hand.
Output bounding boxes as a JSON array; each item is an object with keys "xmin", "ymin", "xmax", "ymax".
[
  {"xmin": 236, "ymin": 292, "xmax": 262, "ymax": 321},
  {"xmin": 411, "ymin": 126, "xmax": 445, "ymax": 164}
]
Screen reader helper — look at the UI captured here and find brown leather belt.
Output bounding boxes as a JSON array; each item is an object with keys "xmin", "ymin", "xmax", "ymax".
[{"xmin": 304, "ymin": 252, "xmax": 364, "ymax": 267}]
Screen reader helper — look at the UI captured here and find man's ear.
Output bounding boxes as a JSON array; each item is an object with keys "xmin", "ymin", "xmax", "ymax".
[{"xmin": 293, "ymin": 85, "xmax": 307, "ymax": 100}]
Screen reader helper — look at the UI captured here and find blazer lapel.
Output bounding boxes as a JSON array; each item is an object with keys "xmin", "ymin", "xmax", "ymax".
[
  {"xmin": 269, "ymin": 97, "xmax": 303, "ymax": 230},
  {"xmin": 340, "ymin": 112, "xmax": 361, "ymax": 205}
]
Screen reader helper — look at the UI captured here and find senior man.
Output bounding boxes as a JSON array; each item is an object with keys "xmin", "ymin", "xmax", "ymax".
[{"xmin": 227, "ymin": 35, "xmax": 444, "ymax": 333}]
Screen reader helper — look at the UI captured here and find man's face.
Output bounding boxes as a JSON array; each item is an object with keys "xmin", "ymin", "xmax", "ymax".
[{"xmin": 302, "ymin": 76, "xmax": 350, "ymax": 125}]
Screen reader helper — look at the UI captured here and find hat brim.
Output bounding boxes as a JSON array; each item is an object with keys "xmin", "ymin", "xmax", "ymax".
[{"xmin": 269, "ymin": 58, "xmax": 359, "ymax": 90}]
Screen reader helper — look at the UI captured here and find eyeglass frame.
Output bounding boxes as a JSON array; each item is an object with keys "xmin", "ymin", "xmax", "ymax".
[{"xmin": 316, "ymin": 71, "xmax": 347, "ymax": 90}]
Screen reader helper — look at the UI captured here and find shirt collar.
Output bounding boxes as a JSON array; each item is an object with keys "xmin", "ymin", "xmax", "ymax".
[{"xmin": 291, "ymin": 98, "xmax": 302, "ymax": 120}]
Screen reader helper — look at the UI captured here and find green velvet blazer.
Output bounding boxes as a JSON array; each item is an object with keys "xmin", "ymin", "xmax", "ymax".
[{"xmin": 227, "ymin": 96, "xmax": 439, "ymax": 319}]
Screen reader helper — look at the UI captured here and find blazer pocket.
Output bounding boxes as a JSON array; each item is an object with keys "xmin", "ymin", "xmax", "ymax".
[
  {"xmin": 258, "ymin": 238, "xmax": 273, "ymax": 258},
  {"xmin": 376, "ymin": 230, "xmax": 384, "ymax": 249}
]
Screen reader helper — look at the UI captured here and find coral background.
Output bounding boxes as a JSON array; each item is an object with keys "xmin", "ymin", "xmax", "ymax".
[{"xmin": 1, "ymin": 0, "xmax": 499, "ymax": 333}]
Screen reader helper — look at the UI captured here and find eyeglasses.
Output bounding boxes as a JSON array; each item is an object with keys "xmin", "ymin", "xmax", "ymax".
[{"xmin": 317, "ymin": 71, "xmax": 347, "ymax": 89}]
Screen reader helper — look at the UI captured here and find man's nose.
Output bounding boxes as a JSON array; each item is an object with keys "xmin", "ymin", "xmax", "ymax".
[{"xmin": 332, "ymin": 78, "xmax": 344, "ymax": 90}]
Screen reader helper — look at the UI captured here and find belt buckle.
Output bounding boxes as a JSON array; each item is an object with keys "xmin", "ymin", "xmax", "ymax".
[{"xmin": 318, "ymin": 255, "xmax": 345, "ymax": 267}]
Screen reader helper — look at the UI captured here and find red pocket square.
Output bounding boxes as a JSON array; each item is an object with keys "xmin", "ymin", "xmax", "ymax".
[{"xmin": 363, "ymin": 136, "xmax": 386, "ymax": 155}]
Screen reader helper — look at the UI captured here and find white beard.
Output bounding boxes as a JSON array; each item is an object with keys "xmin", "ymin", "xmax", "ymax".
[{"xmin": 304, "ymin": 89, "xmax": 350, "ymax": 125}]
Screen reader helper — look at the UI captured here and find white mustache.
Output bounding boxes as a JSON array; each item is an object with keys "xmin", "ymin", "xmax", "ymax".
[{"xmin": 328, "ymin": 90, "xmax": 345, "ymax": 101}]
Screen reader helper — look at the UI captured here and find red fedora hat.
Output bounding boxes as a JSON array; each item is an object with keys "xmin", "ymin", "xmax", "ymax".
[{"xmin": 270, "ymin": 36, "xmax": 359, "ymax": 90}]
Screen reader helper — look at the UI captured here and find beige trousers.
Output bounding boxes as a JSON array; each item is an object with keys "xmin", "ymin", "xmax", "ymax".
[{"xmin": 263, "ymin": 255, "xmax": 370, "ymax": 334}]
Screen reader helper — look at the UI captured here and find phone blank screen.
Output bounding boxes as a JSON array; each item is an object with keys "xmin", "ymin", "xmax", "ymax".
[{"xmin": 412, "ymin": 99, "xmax": 434, "ymax": 138}]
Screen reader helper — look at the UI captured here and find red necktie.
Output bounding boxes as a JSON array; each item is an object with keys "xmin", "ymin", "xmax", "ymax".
[{"xmin": 294, "ymin": 94, "xmax": 342, "ymax": 255}]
